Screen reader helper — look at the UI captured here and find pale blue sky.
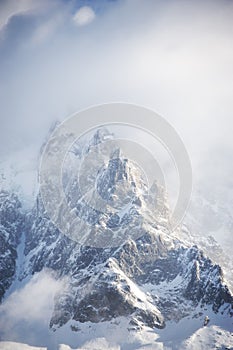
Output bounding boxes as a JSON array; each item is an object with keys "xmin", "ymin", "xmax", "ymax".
[{"xmin": 0, "ymin": 0, "xmax": 233, "ymax": 186}]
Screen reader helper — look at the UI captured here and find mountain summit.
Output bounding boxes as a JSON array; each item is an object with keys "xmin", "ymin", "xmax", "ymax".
[{"xmin": 0, "ymin": 128, "xmax": 232, "ymax": 349}]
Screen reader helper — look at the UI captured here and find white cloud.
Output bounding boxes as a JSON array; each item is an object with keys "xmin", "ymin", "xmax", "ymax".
[
  {"xmin": 1, "ymin": 0, "xmax": 232, "ymax": 162},
  {"xmin": 73, "ymin": 6, "xmax": 95, "ymax": 27},
  {"xmin": 0, "ymin": 270, "xmax": 65, "ymax": 344},
  {"xmin": 0, "ymin": 0, "xmax": 51, "ymax": 32},
  {"xmin": 59, "ymin": 338, "xmax": 120, "ymax": 350},
  {"xmin": 0, "ymin": 341, "xmax": 46, "ymax": 350},
  {"xmin": 0, "ymin": 0, "xmax": 33, "ymax": 31},
  {"xmin": 0, "ymin": 1, "xmax": 233, "ymax": 346},
  {"xmin": 0, "ymin": 0, "xmax": 233, "ymax": 245},
  {"xmin": 31, "ymin": 12, "xmax": 65, "ymax": 45}
]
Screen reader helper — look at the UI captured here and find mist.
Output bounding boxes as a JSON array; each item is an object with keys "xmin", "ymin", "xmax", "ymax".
[
  {"xmin": 0, "ymin": 0, "xmax": 233, "ymax": 243},
  {"xmin": 0, "ymin": 270, "xmax": 65, "ymax": 348}
]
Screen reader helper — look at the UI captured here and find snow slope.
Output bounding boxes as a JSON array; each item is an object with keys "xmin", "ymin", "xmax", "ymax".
[
  {"xmin": 0, "ymin": 342, "xmax": 46, "ymax": 350},
  {"xmin": 0, "ymin": 128, "xmax": 233, "ymax": 350}
]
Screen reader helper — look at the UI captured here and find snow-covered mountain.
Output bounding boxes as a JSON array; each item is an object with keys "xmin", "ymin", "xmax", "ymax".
[
  {"xmin": 0, "ymin": 191, "xmax": 23, "ymax": 301},
  {"xmin": 0, "ymin": 128, "xmax": 232, "ymax": 350}
]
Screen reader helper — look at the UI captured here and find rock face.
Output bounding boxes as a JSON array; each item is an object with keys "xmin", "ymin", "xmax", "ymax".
[
  {"xmin": 0, "ymin": 129, "xmax": 233, "ymax": 332},
  {"xmin": 0, "ymin": 191, "xmax": 23, "ymax": 301}
]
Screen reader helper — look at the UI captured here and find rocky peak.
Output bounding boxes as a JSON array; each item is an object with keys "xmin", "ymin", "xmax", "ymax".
[{"xmin": 0, "ymin": 128, "xmax": 232, "ymax": 338}]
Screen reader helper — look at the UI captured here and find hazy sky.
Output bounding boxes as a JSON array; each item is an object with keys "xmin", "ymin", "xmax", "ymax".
[
  {"xmin": 0, "ymin": 0, "xmax": 233, "ymax": 196},
  {"xmin": 0, "ymin": 2, "xmax": 233, "ymax": 343}
]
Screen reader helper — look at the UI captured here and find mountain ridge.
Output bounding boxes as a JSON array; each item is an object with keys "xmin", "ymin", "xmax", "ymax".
[{"xmin": 0, "ymin": 128, "xmax": 232, "ymax": 349}]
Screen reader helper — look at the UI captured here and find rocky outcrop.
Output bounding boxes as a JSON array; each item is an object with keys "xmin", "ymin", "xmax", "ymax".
[
  {"xmin": 0, "ymin": 129, "xmax": 232, "ymax": 332},
  {"xmin": 0, "ymin": 191, "xmax": 23, "ymax": 301}
]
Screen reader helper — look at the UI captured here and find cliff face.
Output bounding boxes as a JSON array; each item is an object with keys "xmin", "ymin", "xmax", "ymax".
[
  {"xmin": 0, "ymin": 130, "xmax": 232, "ymax": 335},
  {"xmin": 0, "ymin": 191, "xmax": 23, "ymax": 302}
]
